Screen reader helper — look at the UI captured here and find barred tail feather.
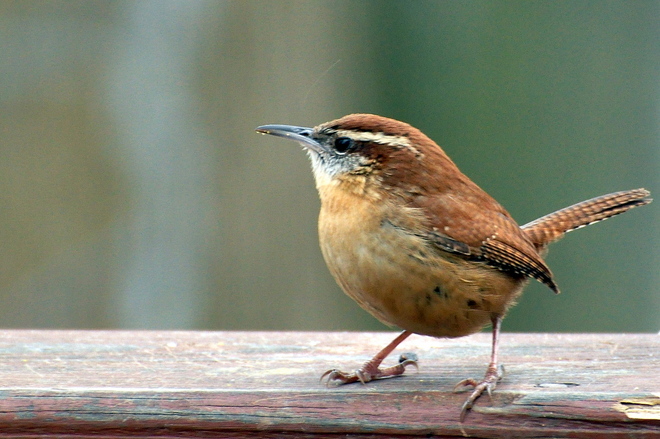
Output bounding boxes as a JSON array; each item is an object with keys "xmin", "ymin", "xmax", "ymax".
[{"xmin": 522, "ymin": 188, "xmax": 652, "ymax": 250}]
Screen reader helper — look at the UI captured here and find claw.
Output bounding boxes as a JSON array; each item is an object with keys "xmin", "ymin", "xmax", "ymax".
[
  {"xmin": 320, "ymin": 330, "xmax": 416, "ymax": 387},
  {"xmin": 320, "ymin": 356, "xmax": 418, "ymax": 386},
  {"xmin": 455, "ymin": 364, "xmax": 503, "ymax": 422},
  {"xmin": 453, "ymin": 378, "xmax": 478, "ymax": 392},
  {"xmin": 454, "ymin": 315, "xmax": 505, "ymax": 422},
  {"xmin": 320, "ymin": 368, "xmax": 361, "ymax": 386},
  {"xmin": 398, "ymin": 352, "xmax": 419, "ymax": 368}
]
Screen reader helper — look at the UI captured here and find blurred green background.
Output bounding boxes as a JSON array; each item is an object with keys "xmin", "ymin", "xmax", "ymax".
[{"xmin": 0, "ymin": 1, "xmax": 658, "ymax": 333}]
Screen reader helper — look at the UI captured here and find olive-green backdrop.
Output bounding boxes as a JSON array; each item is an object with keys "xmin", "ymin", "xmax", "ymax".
[{"xmin": 0, "ymin": 1, "xmax": 658, "ymax": 333}]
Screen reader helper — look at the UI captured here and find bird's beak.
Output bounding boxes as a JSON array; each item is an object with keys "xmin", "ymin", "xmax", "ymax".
[{"xmin": 256, "ymin": 124, "xmax": 325, "ymax": 154}]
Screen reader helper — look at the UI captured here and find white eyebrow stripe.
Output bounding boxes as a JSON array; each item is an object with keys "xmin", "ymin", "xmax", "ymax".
[{"xmin": 334, "ymin": 130, "xmax": 412, "ymax": 148}]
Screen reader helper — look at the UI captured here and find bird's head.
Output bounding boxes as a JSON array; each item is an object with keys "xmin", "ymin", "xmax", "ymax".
[{"xmin": 256, "ymin": 114, "xmax": 459, "ymax": 195}]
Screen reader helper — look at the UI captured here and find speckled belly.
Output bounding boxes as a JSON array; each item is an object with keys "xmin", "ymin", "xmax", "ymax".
[{"xmin": 318, "ymin": 204, "xmax": 524, "ymax": 338}]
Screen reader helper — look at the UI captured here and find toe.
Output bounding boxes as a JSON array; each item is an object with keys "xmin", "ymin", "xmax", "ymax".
[
  {"xmin": 320, "ymin": 369, "xmax": 360, "ymax": 385},
  {"xmin": 453, "ymin": 378, "xmax": 478, "ymax": 392}
]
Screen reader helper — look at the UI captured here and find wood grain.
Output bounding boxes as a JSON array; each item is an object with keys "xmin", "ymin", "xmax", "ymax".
[{"xmin": 0, "ymin": 330, "xmax": 657, "ymax": 438}]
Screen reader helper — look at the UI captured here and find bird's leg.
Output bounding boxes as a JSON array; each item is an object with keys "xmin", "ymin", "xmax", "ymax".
[
  {"xmin": 322, "ymin": 330, "xmax": 417, "ymax": 385},
  {"xmin": 454, "ymin": 315, "xmax": 504, "ymax": 421}
]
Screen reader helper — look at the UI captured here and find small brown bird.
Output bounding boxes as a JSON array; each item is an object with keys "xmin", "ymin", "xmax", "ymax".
[{"xmin": 256, "ymin": 114, "xmax": 651, "ymax": 420}]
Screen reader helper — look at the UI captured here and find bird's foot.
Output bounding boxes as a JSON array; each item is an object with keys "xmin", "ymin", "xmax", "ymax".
[
  {"xmin": 321, "ymin": 352, "xmax": 418, "ymax": 385},
  {"xmin": 454, "ymin": 363, "xmax": 503, "ymax": 421}
]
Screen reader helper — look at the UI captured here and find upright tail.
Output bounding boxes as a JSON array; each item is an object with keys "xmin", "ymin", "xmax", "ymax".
[{"xmin": 522, "ymin": 188, "xmax": 652, "ymax": 250}]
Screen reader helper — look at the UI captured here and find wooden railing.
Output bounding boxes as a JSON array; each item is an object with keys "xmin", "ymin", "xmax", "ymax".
[{"xmin": 0, "ymin": 330, "xmax": 657, "ymax": 438}]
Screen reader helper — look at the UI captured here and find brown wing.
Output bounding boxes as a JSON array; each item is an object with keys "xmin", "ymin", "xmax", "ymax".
[
  {"xmin": 410, "ymin": 177, "xmax": 558, "ymax": 293},
  {"xmin": 479, "ymin": 239, "xmax": 558, "ymax": 292}
]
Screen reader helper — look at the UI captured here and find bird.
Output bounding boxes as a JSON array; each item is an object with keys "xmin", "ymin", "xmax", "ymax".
[{"xmin": 255, "ymin": 113, "xmax": 652, "ymax": 421}]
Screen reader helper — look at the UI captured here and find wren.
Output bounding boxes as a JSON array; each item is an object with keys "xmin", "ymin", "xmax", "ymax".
[{"xmin": 256, "ymin": 113, "xmax": 651, "ymax": 420}]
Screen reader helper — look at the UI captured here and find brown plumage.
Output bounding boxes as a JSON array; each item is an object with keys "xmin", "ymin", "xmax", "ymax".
[
  {"xmin": 256, "ymin": 113, "xmax": 652, "ymax": 421},
  {"xmin": 521, "ymin": 189, "xmax": 651, "ymax": 250}
]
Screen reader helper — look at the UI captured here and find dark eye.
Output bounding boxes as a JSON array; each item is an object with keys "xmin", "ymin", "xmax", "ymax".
[{"xmin": 334, "ymin": 137, "xmax": 353, "ymax": 153}]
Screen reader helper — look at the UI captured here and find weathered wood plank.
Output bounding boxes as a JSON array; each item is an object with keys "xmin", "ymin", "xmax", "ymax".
[{"xmin": 0, "ymin": 330, "xmax": 657, "ymax": 438}]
